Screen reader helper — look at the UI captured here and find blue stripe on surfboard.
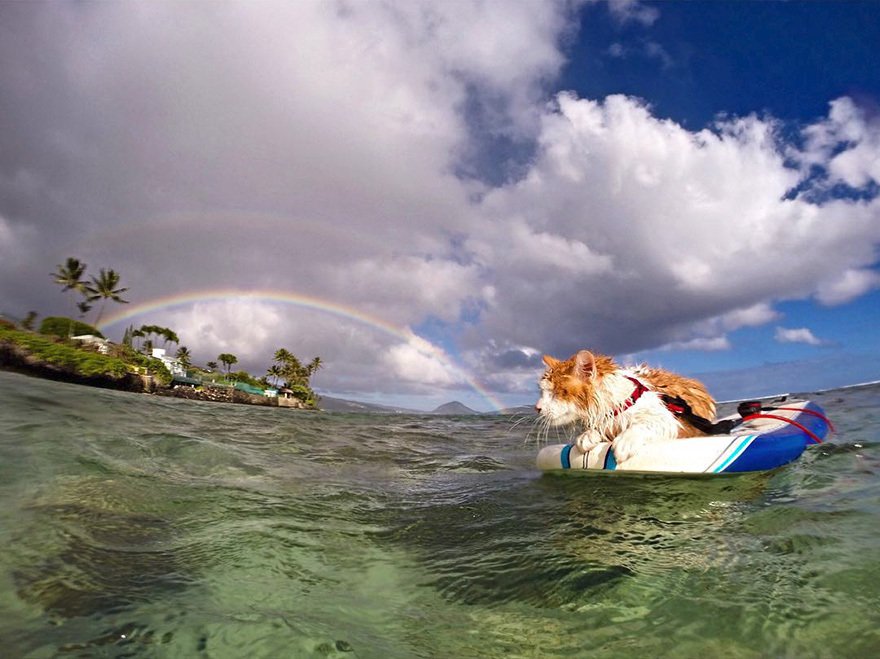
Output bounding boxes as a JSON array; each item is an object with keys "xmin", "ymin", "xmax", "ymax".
[
  {"xmin": 711, "ymin": 435, "xmax": 756, "ymax": 473},
  {"xmin": 604, "ymin": 446, "xmax": 617, "ymax": 470},
  {"xmin": 561, "ymin": 443, "xmax": 573, "ymax": 469}
]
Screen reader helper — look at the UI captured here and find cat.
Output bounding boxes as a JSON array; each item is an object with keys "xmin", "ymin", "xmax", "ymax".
[{"xmin": 535, "ymin": 349, "xmax": 716, "ymax": 464}]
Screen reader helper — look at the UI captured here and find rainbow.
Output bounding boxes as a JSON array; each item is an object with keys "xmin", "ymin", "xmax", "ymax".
[{"xmin": 100, "ymin": 288, "xmax": 504, "ymax": 411}]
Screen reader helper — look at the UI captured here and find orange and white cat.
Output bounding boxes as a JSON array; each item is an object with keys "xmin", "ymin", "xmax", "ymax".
[{"xmin": 535, "ymin": 350, "xmax": 716, "ymax": 464}]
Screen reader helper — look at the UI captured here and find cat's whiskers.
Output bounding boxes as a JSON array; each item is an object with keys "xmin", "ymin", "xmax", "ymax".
[{"xmin": 528, "ymin": 413, "xmax": 579, "ymax": 446}]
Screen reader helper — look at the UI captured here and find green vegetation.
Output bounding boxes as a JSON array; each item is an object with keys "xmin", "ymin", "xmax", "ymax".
[
  {"xmin": 50, "ymin": 257, "xmax": 131, "ymax": 332},
  {"xmin": 21, "ymin": 311, "xmax": 38, "ymax": 331},
  {"xmin": 49, "ymin": 257, "xmax": 91, "ymax": 336},
  {"xmin": 1, "ymin": 325, "xmax": 128, "ymax": 378},
  {"xmin": 6, "ymin": 255, "xmax": 324, "ymax": 408},
  {"xmin": 176, "ymin": 346, "xmax": 192, "ymax": 370},
  {"xmin": 269, "ymin": 348, "xmax": 322, "ymax": 405},
  {"xmin": 39, "ymin": 316, "xmax": 103, "ymax": 339},
  {"xmin": 217, "ymin": 353, "xmax": 238, "ymax": 375},
  {"xmin": 84, "ymin": 268, "xmax": 129, "ymax": 326}
]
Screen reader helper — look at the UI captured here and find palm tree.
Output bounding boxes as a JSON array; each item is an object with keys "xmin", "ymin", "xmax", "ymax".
[
  {"xmin": 206, "ymin": 361, "xmax": 218, "ymax": 372},
  {"xmin": 50, "ymin": 257, "xmax": 88, "ymax": 336},
  {"xmin": 138, "ymin": 324, "xmax": 158, "ymax": 349},
  {"xmin": 130, "ymin": 327, "xmax": 145, "ymax": 350},
  {"xmin": 217, "ymin": 353, "xmax": 238, "ymax": 376},
  {"xmin": 161, "ymin": 327, "xmax": 180, "ymax": 348},
  {"xmin": 84, "ymin": 268, "xmax": 129, "ymax": 327},
  {"xmin": 176, "ymin": 346, "xmax": 192, "ymax": 371},
  {"xmin": 282, "ymin": 354, "xmax": 305, "ymax": 387},
  {"xmin": 266, "ymin": 364, "xmax": 283, "ymax": 387},
  {"xmin": 21, "ymin": 311, "xmax": 38, "ymax": 331},
  {"xmin": 308, "ymin": 356, "xmax": 323, "ymax": 376},
  {"xmin": 273, "ymin": 348, "xmax": 293, "ymax": 366}
]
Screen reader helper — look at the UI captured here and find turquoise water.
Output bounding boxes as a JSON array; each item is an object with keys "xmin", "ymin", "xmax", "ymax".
[{"xmin": 0, "ymin": 370, "xmax": 878, "ymax": 658}]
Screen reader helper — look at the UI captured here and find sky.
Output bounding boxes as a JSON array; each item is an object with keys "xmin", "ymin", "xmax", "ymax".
[{"xmin": 2, "ymin": 0, "xmax": 879, "ymax": 412}]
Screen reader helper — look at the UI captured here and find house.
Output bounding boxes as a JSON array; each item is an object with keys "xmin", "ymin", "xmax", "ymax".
[
  {"xmin": 277, "ymin": 387, "xmax": 301, "ymax": 408},
  {"xmin": 151, "ymin": 347, "xmax": 187, "ymax": 377}
]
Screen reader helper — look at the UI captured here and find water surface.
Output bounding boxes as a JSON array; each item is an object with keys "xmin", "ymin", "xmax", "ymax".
[{"xmin": 1, "ymin": 371, "xmax": 878, "ymax": 657}]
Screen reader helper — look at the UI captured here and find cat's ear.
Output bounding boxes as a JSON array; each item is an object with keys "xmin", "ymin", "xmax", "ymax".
[
  {"xmin": 542, "ymin": 355, "xmax": 560, "ymax": 368},
  {"xmin": 574, "ymin": 350, "xmax": 597, "ymax": 380}
]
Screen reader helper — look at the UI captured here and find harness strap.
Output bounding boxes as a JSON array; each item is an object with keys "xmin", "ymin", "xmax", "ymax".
[
  {"xmin": 766, "ymin": 406, "xmax": 836, "ymax": 433},
  {"xmin": 741, "ymin": 413, "xmax": 825, "ymax": 444},
  {"xmin": 613, "ymin": 376, "xmax": 650, "ymax": 416},
  {"xmin": 618, "ymin": 379, "xmax": 735, "ymax": 435},
  {"xmin": 661, "ymin": 394, "xmax": 737, "ymax": 435}
]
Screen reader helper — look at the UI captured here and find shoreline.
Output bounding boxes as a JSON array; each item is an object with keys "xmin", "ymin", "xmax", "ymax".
[{"xmin": 0, "ymin": 340, "xmax": 310, "ymax": 409}]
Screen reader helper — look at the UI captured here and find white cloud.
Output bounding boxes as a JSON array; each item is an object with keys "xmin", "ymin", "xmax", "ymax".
[
  {"xmin": 774, "ymin": 327, "xmax": 824, "ymax": 346},
  {"xmin": 815, "ymin": 268, "xmax": 880, "ymax": 305},
  {"xmin": 466, "ymin": 93, "xmax": 880, "ymax": 367},
  {"xmin": 3, "ymin": 2, "xmax": 880, "ymax": 407},
  {"xmin": 661, "ymin": 336, "xmax": 732, "ymax": 352},
  {"xmin": 158, "ymin": 300, "xmax": 285, "ymax": 364},
  {"xmin": 383, "ymin": 333, "xmax": 464, "ymax": 388},
  {"xmin": 799, "ymin": 97, "xmax": 880, "ymax": 189},
  {"xmin": 326, "ymin": 256, "xmax": 485, "ymax": 326},
  {"xmin": 608, "ymin": 0, "xmax": 659, "ymax": 26}
]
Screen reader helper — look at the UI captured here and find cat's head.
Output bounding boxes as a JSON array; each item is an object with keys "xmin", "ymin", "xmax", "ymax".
[{"xmin": 535, "ymin": 350, "xmax": 618, "ymax": 425}]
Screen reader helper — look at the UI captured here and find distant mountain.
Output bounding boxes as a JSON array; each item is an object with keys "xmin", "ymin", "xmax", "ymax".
[
  {"xmin": 431, "ymin": 401, "xmax": 480, "ymax": 415},
  {"xmin": 316, "ymin": 396, "xmax": 536, "ymax": 416},
  {"xmin": 494, "ymin": 405, "xmax": 536, "ymax": 416},
  {"xmin": 316, "ymin": 395, "xmax": 419, "ymax": 414}
]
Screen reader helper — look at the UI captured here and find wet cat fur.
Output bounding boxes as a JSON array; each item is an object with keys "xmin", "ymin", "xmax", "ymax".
[{"xmin": 535, "ymin": 350, "xmax": 716, "ymax": 464}]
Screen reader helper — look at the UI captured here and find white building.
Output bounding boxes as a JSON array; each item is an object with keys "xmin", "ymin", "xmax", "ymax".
[{"xmin": 151, "ymin": 347, "xmax": 187, "ymax": 376}]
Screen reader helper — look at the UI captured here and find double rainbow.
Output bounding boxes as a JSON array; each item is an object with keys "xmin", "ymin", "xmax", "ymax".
[{"xmin": 100, "ymin": 288, "xmax": 504, "ymax": 411}]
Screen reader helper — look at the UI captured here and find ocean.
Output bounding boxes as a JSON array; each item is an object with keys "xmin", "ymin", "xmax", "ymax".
[{"xmin": 0, "ymin": 369, "xmax": 878, "ymax": 658}]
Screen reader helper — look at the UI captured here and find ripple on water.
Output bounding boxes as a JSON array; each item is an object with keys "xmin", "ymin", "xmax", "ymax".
[{"xmin": 2, "ymin": 372, "xmax": 880, "ymax": 658}]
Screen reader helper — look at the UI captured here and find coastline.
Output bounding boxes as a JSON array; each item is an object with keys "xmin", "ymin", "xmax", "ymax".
[{"xmin": 0, "ymin": 338, "xmax": 310, "ymax": 409}]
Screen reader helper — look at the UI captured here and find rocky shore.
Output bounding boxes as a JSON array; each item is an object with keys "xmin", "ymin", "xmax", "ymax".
[
  {"xmin": 0, "ymin": 340, "xmax": 153, "ymax": 393},
  {"xmin": 156, "ymin": 384, "xmax": 307, "ymax": 408},
  {"xmin": 0, "ymin": 340, "xmax": 308, "ymax": 409}
]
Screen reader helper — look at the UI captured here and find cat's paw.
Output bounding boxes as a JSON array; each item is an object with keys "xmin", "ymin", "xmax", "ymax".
[
  {"xmin": 575, "ymin": 430, "xmax": 602, "ymax": 453},
  {"xmin": 611, "ymin": 433, "xmax": 646, "ymax": 464}
]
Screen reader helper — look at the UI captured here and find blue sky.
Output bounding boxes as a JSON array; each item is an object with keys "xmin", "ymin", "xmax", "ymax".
[
  {"xmin": 1, "ymin": 1, "xmax": 879, "ymax": 411},
  {"xmin": 566, "ymin": 2, "xmax": 879, "ymax": 126},
  {"xmin": 556, "ymin": 1, "xmax": 880, "ymax": 400}
]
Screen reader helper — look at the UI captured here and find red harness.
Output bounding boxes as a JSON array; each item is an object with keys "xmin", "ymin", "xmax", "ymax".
[
  {"xmin": 613, "ymin": 376, "xmax": 650, "ymax": 416},
  {"xmin": 616, "ymin": 378, "xmax": 833, "ymax": 442}
]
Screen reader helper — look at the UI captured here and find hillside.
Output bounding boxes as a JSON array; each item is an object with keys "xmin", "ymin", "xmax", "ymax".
[
  {"xmin": 431, "ymin": 401, "xmax": 480, "ymax": 415},
  {"xmin": 316, "ymin": 395, "xmax": 420, "ymax": 414}
]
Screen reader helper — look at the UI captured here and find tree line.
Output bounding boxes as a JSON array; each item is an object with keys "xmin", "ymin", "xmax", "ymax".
[{"xmin": 47, "ymin": 256, "xmax": 322, "ymax": 401}]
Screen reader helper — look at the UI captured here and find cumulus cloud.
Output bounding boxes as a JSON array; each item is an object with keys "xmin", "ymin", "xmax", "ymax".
[
  {"xmin": 159, "ymin": 300, "xmax": 286, "ymax": 364},
  {"xmin": 801, "ymin": 97, "xmax": 880, "ymax": 188},
  {"xmin": 815, "ymin": 268, "xmax": 880, "ymax": 305},
  {"xmin": 2, "ymin": 1, "xmax": 880, "ymax": 408},
  {"xmin": 383, "ymin": 333, "xmax": 466, "ymax": 388},
  {"xmin": 465, "ymin": 92, "xmax": 880, "ymax": 393},
  {"xmin": 774, "ymin": 327, "xmax": 825, "ymax": 346}
]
